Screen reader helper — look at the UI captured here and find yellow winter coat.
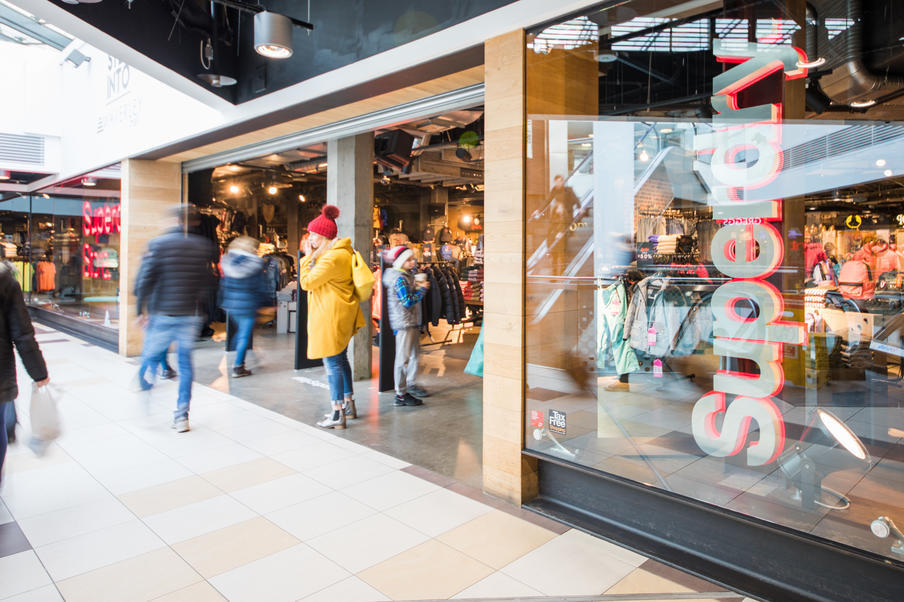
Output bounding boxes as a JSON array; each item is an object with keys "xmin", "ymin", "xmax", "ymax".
[{"xmin": 298, "ymin": 237, "xmax": 365, "ymax": 359}]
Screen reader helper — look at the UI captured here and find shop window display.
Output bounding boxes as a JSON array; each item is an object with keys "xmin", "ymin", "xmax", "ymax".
[{"xmin": 524, "ymin": 0, "xmax": 904, "ymax": 565}]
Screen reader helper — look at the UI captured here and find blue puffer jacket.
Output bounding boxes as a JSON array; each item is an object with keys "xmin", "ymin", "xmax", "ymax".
[{"xmin": 219, "ymin": 251, "xmax": 268, "ymax": 314}]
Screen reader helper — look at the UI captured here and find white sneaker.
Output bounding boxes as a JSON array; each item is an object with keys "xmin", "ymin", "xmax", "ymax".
[{"xmin": 172, "ymin": 417, "xmax": 190, "ymax": 433}]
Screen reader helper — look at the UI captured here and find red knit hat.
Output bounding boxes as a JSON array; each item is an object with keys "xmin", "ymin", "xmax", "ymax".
[{"xmin": 308, "ymin": 205, "xmax": 340, "ymax": 239}]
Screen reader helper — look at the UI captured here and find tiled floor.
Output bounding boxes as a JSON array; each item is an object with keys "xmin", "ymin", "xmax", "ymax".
[{"xmin": 0, "ymin": 328, "xmax": 751, "ymax": 601}]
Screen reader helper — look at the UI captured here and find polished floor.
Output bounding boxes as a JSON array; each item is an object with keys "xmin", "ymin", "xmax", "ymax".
[
  {"xmin": 191, "ymin": 321, "xmax": 485, "ymax": 490},
  {"xmin": 0, "ymin": 327, "xmax": 750, "ymax": 601}
]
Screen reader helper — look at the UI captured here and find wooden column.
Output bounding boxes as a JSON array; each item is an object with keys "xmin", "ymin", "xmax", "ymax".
[
  {"xmin": 119, "ymin": 159, "xmax": 182, "ymax": 356},
  {"xmin": 483, "ymin": 30, "xmax": 535, "ymax": 504}
]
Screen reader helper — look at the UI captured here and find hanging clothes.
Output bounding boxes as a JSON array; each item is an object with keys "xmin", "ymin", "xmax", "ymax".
[
  {"xmin": 597, "ymin": 281, "xmax": 639, "ymax": 375},
  {"xmin": 624, "ymin": 276, "xmax": 687, "ymax": 356},
  {"xmin": 35, "ymin": 261, "xmax": 56, "ymax": 292}
]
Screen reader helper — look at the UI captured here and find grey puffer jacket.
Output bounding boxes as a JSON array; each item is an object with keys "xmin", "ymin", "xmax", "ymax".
[{"xmin": 382, "ymin": 267, "xmax": 423, "ymax": 331}]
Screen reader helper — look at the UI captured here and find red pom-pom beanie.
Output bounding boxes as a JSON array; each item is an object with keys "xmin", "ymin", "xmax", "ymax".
[{"xmin": 308, "ymin": 205, "xmax": 340, "ymax": 239}]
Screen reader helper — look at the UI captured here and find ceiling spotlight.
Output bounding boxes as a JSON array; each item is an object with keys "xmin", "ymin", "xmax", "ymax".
[
  {"xmin": 229, "ymin": 184, "xmax": 240, "ymax": 194},
  {"xmin": 885, "ymin": 169, "xmax": 894, "ymax": 177},
  {"xmin": 851, "ymin": 99, "xmax": 877, "ymax": 109},
  {"xmin": 876, "ymin": 159, "xmax": 887, "ymax": 167},
  {"xmin": 41, "ymin": 193, "xmax": 50, "ymax": 199},
  {"xmin": 0, "ymin": 170, "xmax": 9, "ymax": 180},
  {"xmin": 198, "ymin": 73, "xmax": 237, "ymax": 87},
  {"xmin": 61, "ymin": 0, "xmax": 103, "ymax": 4},
  {"xmin": 298, "ymin": 194, "xmax": 306, "ymax": 203},
  {"xmin": 638, "ymin": 149, "xmax": 650, "ymax": 162},
  {"xmin": 255, "ymin": 12, "xmax": 293, "ymax": 59},
  {"xmin": 597, "ymin": 51, "xmax": 618, "ymax": 63},
  {"xmin": 267, "ymin": 185, "xmax": 278, "ymax": 195},
  {"xmin": 81, "ymin": 177, "xmax": 97, "ymax": 187},
  {"xmin": 796, "ymin": 57, "xmax": 826, "ymax": 69}
]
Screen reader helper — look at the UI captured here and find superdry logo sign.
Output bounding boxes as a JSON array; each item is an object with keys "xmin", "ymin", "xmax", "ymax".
[{"xmin": 690, "ymin": 38, "xmax": 807, "ymax": 467}]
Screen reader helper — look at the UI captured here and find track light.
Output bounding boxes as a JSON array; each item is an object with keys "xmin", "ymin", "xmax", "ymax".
[
  {"xmin": 254, "ymin": 11, "xmax": 293, "ymax": 59},
  {"xmin": 850, "ymin": 99, "xmax": 877, "ymax": 109}
]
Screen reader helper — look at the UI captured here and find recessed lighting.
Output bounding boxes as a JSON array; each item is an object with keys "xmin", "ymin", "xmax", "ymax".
[
  {"xmin": 298, "ymin": 194, "xmax": 306, "ymax": 203},
  {"xmin": 41, "ymin": 193, "xmax": 49, "ymax": 199},
  {"xmin": 884, "ymin": 169, "xmax": 893, "ymax": 177},
  {"xmin": 638, "ymin": 149, "xmax": 650, "ymax": 162},
  {"xmin": 267, "ymin": 186, "xmax": 278, "ymax": 195},
  {"xmin": 876, "ymin": 159, "xmax": 887, "ymax": 167},
  {"xmin": 851, "ymin": 99, "xmax": 877, "ymax": 109},
  {"xmin": 197, "ymin": 73, "xmax": 237, "ymax": 87},
  {"xmin": 229, "ymin": 185, "xmax": 239, "ymax": 194},
  {"xmin": 81, "ymin": 177, "xmax": 97, "ymax": 187}
]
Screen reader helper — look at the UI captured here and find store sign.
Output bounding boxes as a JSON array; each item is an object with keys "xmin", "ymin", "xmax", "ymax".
[
  {"xmin": 82, "ymin": 201, "xmax": 121, "ymax": 280},
  {"xmin": 690, "ymin": 39, "xmax": 806, "ymax": 466}
]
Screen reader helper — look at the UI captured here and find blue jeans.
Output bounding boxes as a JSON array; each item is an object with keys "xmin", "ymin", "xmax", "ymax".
[
  {"xmin": 141, "ymin": 315, "xmax": 202, "ymax": 420},
  {"xmin": 138, "ymin": 349, "xmax": 173, "ymax": 389},
  {"xmin": 0, "ymin": 401, "xmax": 10, "ymax": 481},
  {"xmin": 322, "ymin": 348, "xmax": 353, "ymax": 403},
  {"xmin": 231, "ymin": 312, "xmax": 256, "ymax": 367}
]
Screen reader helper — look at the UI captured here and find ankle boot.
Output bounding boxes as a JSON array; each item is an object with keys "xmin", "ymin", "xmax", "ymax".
[
  {"xmin": 342, "ymin": 399, "xmax": 357, "ymax": 419},
  {"xmin": 316, "ymin": 409, "xmax": 346, "ymax": 429}
]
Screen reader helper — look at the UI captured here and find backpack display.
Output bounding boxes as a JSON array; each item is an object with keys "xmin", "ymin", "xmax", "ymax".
[
  {"xmin": 838, "ymin": 260, "xmax": 874, "ymax": 300},
  {"xmin": 351, "ymin": 249, "xmax": 375, "ymax": 302}
]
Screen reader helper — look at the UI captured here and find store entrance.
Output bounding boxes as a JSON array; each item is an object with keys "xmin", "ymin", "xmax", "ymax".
[{"xmin": 187, "ymin": 108, "xmax": 486, "ymax": 488}]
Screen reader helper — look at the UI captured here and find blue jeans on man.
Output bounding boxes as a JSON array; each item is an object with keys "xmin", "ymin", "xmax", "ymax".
[
  {"xmin": 140, "ymin": 315, "xmax": 202, "ymax": 420},
  {"xmin": 323, "ymin": 347, "xmax": 353, "ymax": 402}
]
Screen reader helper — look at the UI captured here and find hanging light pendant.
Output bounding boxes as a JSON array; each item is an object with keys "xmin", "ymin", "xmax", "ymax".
[{"xmin": 254, "ymin": 11, "xmax": 293, "ymax": 59}]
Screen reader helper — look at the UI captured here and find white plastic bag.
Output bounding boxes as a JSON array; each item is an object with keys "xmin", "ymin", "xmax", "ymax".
[{"xmin": 29, "ymin": 383, "xmax": 60, "ymax": 454}]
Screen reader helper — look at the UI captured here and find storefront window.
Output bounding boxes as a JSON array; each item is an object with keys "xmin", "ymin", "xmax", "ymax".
[
  {"xmin": 27, "ymin": 166, "xmax": 121, "ymax": 330},
  {"xmin": 524, "ymin": 1, "xmax": 904, "ymax": 564}
]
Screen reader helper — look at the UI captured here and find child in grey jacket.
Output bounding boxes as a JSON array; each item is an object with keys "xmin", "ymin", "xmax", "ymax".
[{"xmin": 382, "ymin": 246, "xmax": 429, "ymax": 406}]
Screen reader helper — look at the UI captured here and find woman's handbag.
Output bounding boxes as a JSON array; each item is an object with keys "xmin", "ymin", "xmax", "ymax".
[{"xmin": 351, "ymin": 249, "xmax": 376, "ymax": 302}]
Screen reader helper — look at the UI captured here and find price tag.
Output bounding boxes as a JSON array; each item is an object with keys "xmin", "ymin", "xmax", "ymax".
[
  {"xmin": 653, "ymin": 359, "xmax": 663, "ymax": 378},
  {"xmin": 647, "ymin": 327, "xmax": 657, "ymax": 346}
]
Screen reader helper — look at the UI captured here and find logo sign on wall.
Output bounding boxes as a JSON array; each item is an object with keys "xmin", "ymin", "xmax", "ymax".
[
  {"xmin": 690, "ymin": 37, "xmax": 807, "ymax": 467},
  {"xmin": 846, "ymin": 214, "xmax": 863, "ymax": 230},
  {"xmin": 98, "ymin": 56, "xmax": 141, "ymax": 134}
]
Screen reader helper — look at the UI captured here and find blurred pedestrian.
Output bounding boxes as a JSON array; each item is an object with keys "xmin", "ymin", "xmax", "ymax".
[
  {"xmin": 382, "ymin": 246, "xmax": 428, "ymax": 406},
  {"xmin": 135, "ymin": 205, "xmax": 215, "ymax": 433},
  {"xmin": 134, "ymin": 251, "xmax": 176, "ymax": 390},
  {"xmin": 299, "ymin": 205, "xmax": 365, "ymax": 429},
  {"xmin": 219, "ymin": 236, "xmax": 268, "ymax": 378},
  {"xmin": 0, "ymin": 260, "xmax": 49, "ymax": 486}
]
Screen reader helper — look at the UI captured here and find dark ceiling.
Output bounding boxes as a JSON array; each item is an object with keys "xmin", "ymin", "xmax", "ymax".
[{"xmin": 51, "ymin": 0, "xmax": 515, "ymax": 105}]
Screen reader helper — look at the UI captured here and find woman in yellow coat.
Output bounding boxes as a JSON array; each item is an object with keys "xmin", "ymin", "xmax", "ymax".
[{"xmin": 299, "ymin": 205, "xmax": 365, "ymax": 429}]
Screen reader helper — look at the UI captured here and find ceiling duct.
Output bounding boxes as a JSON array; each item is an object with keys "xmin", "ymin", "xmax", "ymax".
[{"xmin": 814, "ymin": 0, "xmax": 904, "ymax": 106}]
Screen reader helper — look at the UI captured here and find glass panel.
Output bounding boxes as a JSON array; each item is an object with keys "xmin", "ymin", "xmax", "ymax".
[
  {"xmin": 27, "ymin": 166, "xmax": 122, "ymax": 330},
  {"xmin": 524, "ymin": 0, "xmax": 904, "ymax": 564}
]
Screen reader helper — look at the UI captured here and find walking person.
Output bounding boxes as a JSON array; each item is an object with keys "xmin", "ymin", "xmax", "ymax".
[
  {"xmin": 298, "ymin": 205, "xmax": 365, "ymax": 430},
  {"xmin": 382, "ymin": 246, "xmax": 428, "ymax": 406},
  {"xmin": 0, "ymin": 261, "xmax": 49, "ymax": 486},
  {"xmin": 135, "ymin": 205, "xmax": 215, "ymax": 433},
  {"xmin": 219, "ymin": 236, "xmax": 268, "ymax": 378},
  {"xmin": 135, "ymin": 251, "xmax": 177, "ymax": 390}
]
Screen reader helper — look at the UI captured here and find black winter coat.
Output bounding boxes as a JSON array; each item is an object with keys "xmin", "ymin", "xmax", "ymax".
[
  {"xmin": 424, "ymin": 266, "xmax": 443, "ymax": 327},
  {"xmin": 136, "ymin": 229, "xmax": 216, "ymax": 317},
  {"xmin": 1, "ymin": 262, "xmax": 47, "ymax": 402}
]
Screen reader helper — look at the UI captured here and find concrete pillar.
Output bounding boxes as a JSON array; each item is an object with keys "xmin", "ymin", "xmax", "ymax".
[
  {"xmin": 119, "ymin": 159, "xmax": 182, "ymax": 356},
  {"xmin": 328, "ymin": 132, "xmax": 374, "ymax": 380}
]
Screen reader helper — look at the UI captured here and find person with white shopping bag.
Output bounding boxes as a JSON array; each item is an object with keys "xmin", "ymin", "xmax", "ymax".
[{"xmin": 0, "ymin": 261, "xmax": 49, "ymax": 487}]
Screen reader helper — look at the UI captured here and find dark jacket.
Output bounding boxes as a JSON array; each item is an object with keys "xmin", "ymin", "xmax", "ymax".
[
  {"xmin": 423, "ymin": 266, "xmax": 443, "ymax": 327},
  {"xmin": 1, "ymin": 262, "xmax": 48, "ymax": 402},
  {"xmin": 136, "ymin": 228, "xmax": 216, "ymax": 317},
  {"xmin": 219, "ymin": 251, "xmax": 268, "ymax": 314}
]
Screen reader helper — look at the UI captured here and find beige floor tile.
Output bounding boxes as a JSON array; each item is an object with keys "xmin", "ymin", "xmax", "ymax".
[
  {"xmin": 172, "ymin": 517, "xmax": 300, "ymax": 578},
  {"xmin": 358, "ymin": 539, "xmax": 493, "ymax": 600},
  {"xmin": 56, "ymin": 548, "xmax": 201, "ymax": 602},
  {"xmin": 605, "ymin": 568, "xmax": 695, "ymax": 594},
  {"xmin": 438, "ymin": 510, "xmax": 558, "ymax": 569},
  {"xmin": 201, "ymin": 458, "xmax": 295, "ymax": 492},
  {"xmin": 118, "ymin": 476, "xmax": 223, "ymax": 517},
  {"xmin": 150, "ymin": 580, "xmax": 226, "ymax": 601}
]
